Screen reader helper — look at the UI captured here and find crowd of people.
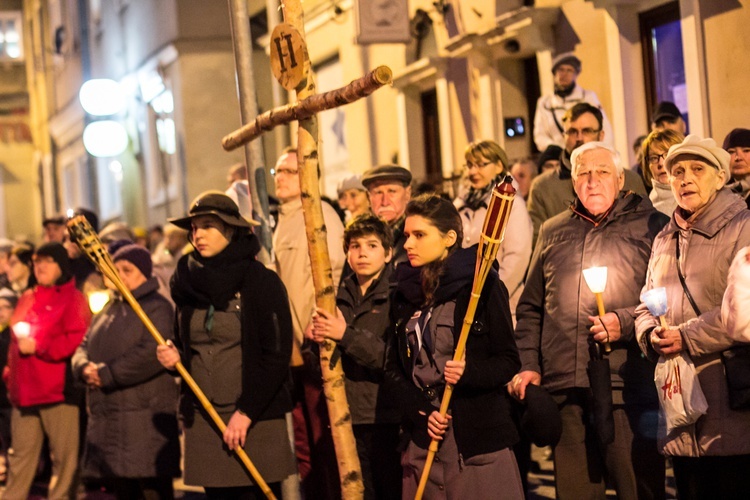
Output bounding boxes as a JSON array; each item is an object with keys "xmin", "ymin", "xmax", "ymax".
[{"xmin": 0, "ymin": 50, "xmax": 749, "ymax": 500}]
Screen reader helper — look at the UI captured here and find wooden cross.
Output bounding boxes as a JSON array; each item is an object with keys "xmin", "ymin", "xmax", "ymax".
[{"xmin": 222, "ymin": 2, "xmax": 393, "ymax": 498}]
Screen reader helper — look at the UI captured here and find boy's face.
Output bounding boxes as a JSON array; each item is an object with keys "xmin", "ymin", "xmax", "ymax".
[{"xmin": 346, "ymin": 235, "xmax": 391, "ymax": 282}]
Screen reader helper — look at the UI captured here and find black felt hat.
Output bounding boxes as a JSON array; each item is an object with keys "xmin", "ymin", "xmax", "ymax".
[
  {"xmin": 169, "ymin": 190, "xmax": 259, "ymax": 230},
  {"xmin": 519, "ymin": 385, "xmax": 563, "ymax": 447}
]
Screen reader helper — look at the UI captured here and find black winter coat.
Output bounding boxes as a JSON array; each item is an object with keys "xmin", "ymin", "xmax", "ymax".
[
  {"xmin": 385, "ymin": 247, "xmax": 521, "ymax": 459},
  {"xmin": 72, "ymin": 278, "xmax": 180, "ymax": 478},
  {"xmin": 171, "ymin": 237, "xmax": 293, "ymax": 423},
  {"xmin": 337, "ymin": 264, "xmax": 399, "ymax": 425}
]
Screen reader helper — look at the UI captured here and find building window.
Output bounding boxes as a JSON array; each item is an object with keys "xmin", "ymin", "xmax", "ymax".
[
  {"xmin": 0, "ymin": 11, "xmax": 23, "ymax": 60},
  {"xmin": 146, "ymin": 88, "xmax": 179, "ymax": 207},
  {"xmin": 640, "ymin": 2, "xmax": 688, "ymax": 131}
]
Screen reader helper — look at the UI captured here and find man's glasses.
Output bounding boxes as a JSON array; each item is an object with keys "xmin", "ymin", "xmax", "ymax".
[{"xmin": 563, "ymin": 128, "xmax": 601, "ymax": 138}]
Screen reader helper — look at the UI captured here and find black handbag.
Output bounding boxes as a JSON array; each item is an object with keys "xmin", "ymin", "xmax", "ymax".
[{"xmin": 676, "ymin": 238, "xmax": 750, "ymax": 410}]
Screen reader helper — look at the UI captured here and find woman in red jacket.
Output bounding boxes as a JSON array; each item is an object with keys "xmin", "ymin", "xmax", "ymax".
[{"xmin": 4, "ymin": 242, "xmax": 91, "ymax": 499}]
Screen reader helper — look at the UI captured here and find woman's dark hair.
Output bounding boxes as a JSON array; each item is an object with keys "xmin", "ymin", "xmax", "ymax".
[
  {"xmin": 11, "ymin": 243, "xmax": 34, "ymax": 269},
  {"xmin": 405, "ymin": 194, "xmax": 463, "ymax": 305},
  {"xmin": 343, "ymin": 214, "xmax": 393, "ymax": 253}
]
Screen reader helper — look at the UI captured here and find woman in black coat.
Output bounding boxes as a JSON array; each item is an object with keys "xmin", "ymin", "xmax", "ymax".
[
  {"xmin": 72, "ymin": 243, "xmax": 179, "ymax": 499},
  {"xmin": 157, "ymin": 191, "xmax": 295, "ymax": 500},
  {"xmin": 385, "ymin": 194, "xmax": 524, "ymax": 499}
]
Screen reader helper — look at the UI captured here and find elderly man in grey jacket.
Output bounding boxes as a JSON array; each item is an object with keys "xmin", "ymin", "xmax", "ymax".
[{"xmin": 510, "ymin": 142, "xmax": 669, "ymax": 499}]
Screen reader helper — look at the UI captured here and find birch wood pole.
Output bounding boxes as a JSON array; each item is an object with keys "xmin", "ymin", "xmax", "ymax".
[{"xmin": 280, "ymin": 1, "xmax": 364, "ymax": 498}]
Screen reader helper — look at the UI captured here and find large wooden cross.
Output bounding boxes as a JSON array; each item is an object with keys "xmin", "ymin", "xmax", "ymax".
[{"xmin": 222, "ymin": 2, "xmax": 392, "ymax": 498}]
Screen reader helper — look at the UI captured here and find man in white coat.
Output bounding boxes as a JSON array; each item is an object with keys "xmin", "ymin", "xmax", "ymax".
[{"xmin": 533, "ymin": 52, "xmax": 613, "ymax": 151}]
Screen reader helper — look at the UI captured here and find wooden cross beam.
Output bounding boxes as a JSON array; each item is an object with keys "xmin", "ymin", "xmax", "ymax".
[
  {"xmin": 222, "ymin": 66, "xmax": 392, "ymax": 151},
  {"xmin": 221, "ymin": 2, "xmax": 395, "ymax": 498}
]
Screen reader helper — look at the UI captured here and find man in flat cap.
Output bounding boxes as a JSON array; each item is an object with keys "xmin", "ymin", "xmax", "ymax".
[
  {"xmin": 651, "ymin": 101, "xmax": 687, "ymax": 135},
  {"xmin": 362, "ymin": 164, "xmax": 412, "ymax": 266},
  {"xmin": 533, "ymin": 52, "xmax": 613, "ymax": 151}
]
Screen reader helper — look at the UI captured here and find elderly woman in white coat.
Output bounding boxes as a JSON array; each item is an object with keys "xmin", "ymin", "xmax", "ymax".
[
  {"xmin": 453, "ymin": 140, "xmax": 533, "ymax": 322},
  {"xmin": 635, "ymin": 135, "xmax": 750, "ymax": 500}
]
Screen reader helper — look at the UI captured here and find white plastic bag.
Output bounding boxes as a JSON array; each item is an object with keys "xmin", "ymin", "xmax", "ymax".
[{"xmin": 654, "ymin": 352, "xmax": 708, "ymax": 433}]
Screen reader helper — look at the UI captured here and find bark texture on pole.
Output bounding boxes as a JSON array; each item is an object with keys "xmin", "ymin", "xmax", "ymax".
[
  {"xmin": 228, "ymin": 0, "xmax": 273, "ymax": 263},
  {"xmin": 281, "ymin": 1, "xmax": 364, "ymax": 498},
  {"xmin": 222, "ymin": 66, "xmax": 392, "ymax": 151}
]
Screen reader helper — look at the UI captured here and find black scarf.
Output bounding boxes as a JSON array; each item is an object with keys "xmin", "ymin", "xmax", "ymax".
[
  {"xmin": 171, "ymin": 234, "xmax": 260, "ymax": 310},
  {"xmin": 395, "ymin": 245, "xmax": 477, "ymax": 307},
  {"xmin": 462, "ymin": 174, "xmax": 503, "ymax": 211}
]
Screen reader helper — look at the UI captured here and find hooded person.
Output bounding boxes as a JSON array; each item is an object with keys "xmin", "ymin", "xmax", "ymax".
[
  {"xmin": 3, "ymin": 242, "xmax": 92, "ymax": 499},
  {"xmin": 156, "ymin": 191, "xmax": 295, "ymax": 498},
  {"xmin": 72, "ymin": 243, "xmax": 180, "ymax": 498},
  {"xmin": 723, "ymin": 128, "xmax": 750, "ymax": 201}
]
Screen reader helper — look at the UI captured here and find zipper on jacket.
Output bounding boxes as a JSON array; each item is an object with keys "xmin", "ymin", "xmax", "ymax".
[{"xmin": 458, "ymin": 453, "xmax": 465, "ymax": 471}]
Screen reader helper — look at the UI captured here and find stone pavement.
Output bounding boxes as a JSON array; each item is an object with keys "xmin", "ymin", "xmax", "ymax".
[{"xmin": 0, "ymin": 445, "xmax": 678, "ymax": 499}]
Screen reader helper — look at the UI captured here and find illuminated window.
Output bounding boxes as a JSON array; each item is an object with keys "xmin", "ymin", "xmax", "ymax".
[{"xmin": 0, "ymin": 12, "xmax": 23, "ymax": 60}]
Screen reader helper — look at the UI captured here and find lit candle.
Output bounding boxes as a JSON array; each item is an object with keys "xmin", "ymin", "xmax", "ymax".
[
  {"xmin": 88, "ymin": 290, "xmax": 111, "ymax": 314},
  {"xmin": 640, "ymin": 287, "xmax": 669, "ymax": 329},
  {"xmin": 583, "ymin": 266, "xmax": 610, "ymax": 353},
  {"xmin": 13, "ymin": 321, "xmax": 30, "ymax": 339}
]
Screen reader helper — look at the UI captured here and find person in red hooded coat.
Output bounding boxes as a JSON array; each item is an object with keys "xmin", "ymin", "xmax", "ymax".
[{"xmin": 3, "ymin": 242, "xmax": 91, "ymax": 499}]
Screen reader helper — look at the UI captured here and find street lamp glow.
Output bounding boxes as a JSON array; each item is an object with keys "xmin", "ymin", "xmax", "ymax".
[
  {"xmin": 79, "ymin": 79, "xmax": 126, "ymax": 116},
  {"xmin": 83, "ymin": 120, "xmax": 129, "ymax": 157}
]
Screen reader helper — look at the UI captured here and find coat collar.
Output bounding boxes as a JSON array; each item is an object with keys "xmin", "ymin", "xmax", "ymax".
[
  {"xmin": 570, "ymin": 191, "xmax": 645, "ymax": 227},
  {"xmin": 340, "ymin": 264, "xmax": 393, "ymax": 307},
  {"xmin": 667, "ymin": 188, "xmax": 746, "ymax": 238}
]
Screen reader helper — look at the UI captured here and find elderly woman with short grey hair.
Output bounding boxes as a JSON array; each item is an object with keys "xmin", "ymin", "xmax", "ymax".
[{"xmin": 636, "ymin": 135, "xmax": 750, "ymax": 499}]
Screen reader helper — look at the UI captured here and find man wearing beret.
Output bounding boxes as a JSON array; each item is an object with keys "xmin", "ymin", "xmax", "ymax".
[
  {"xmin": 533, "ymin": 52, "xmax": 614, "ymax": 151},
  {"xmin": 723, "ymin": 128, "xmax": 750, "ymax": 202},
  {"xmin": 361, "ymin": 164, "xmax": 412, "ymax": 266}
]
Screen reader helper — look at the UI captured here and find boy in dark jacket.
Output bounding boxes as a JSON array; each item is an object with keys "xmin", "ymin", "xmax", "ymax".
[{"xmin": 309, "ymin": 214, "xmax": 401, "ymax": 500}]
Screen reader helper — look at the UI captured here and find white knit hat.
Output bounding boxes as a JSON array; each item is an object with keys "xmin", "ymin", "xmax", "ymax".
[{"xmin": 664, "ymin": 135, "xmax": 731, "ymax": 181}]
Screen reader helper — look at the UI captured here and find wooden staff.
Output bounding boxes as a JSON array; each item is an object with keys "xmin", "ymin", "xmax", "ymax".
[
  {"xmin": 415, "ymin": 177, "xmax": 516, "ymax": 500},
  {"xmin": 281, "ymin": 1, "xmax": 364, "ymax": 497},
  {"xmin": 221, "ymin": 65, "xmax": 392, "ymax": 151},
  {"xmin": 67, "ymin": 216, "xmax": 277, "ymax": 500}
]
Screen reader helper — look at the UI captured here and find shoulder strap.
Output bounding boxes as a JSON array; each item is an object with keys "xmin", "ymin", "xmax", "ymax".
[{"xmin": 675, "ymin": 234, "xmax": 702, "ymax": 316}]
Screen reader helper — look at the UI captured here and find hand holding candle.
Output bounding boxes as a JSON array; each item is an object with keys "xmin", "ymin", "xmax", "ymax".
[{"xmin": 583, "ymin": 266, "xmax": 611, "ymax": 353}]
